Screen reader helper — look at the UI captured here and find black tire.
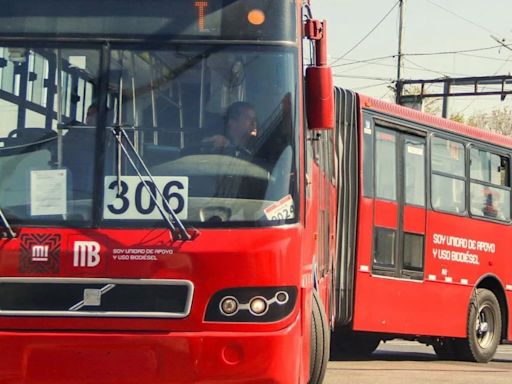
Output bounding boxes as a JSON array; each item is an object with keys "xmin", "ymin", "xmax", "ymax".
[
  {"xmin": 331, "ymin": 330, "xmax": 381, "ymax": 358},
  {"xmin": 309, "ymin": 290, "xmax": 330, "ymax": 384},
  {"xmin": 432, "ymin": 338, "xmax": 457, "ymax": 360},
  {"xmin": 455, "ymin": 288, "xmax": 501, "ymax": 363}
]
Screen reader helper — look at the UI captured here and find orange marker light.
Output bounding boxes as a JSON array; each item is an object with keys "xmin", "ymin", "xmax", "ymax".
[
  {"xmin": 195, "ymin": 1, "xmax": 209, "ymax": 31},
  {"xmin": 248, "ymin": 9, "xmax": 266, "ymax": 25}
]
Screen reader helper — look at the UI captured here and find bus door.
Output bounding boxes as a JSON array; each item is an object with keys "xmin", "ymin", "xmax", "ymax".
[
  {"xmin": 313, "ymin": 129, "xmax": 335, "ymax": 308},
  {"xmin": 372, "ymin": 126, "xmax": 426, "ymax": 279}
]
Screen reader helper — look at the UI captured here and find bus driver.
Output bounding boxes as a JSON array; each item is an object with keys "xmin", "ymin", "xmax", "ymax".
[{"xmin": 202, "ymin": 101, "xmax": 258, "ymax": 158}]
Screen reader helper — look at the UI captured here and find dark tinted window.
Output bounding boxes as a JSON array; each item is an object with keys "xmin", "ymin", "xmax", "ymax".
[
  {"xmin": 403, "ymin": 233, "xmax": 424, "ymax": 270},
  {"xmin": 373, "ymin": 227, "xmax": 395, "ymax": 267}
]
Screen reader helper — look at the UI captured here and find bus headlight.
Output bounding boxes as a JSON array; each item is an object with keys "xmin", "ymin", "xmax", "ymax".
[
  {"xmin": 205, "ymin": 286, "xmax": 297, "ymax": 322},
  {"xmin": 275, "ymin": 291, "xmax": 289, "ymax": 304},
  {"xmin": 249, "ymin": 297, "xmax": 268, "ymax": 316},
  {"xmin": 220, "ymin": 297, "xmax": 239, "ymax": 316}
]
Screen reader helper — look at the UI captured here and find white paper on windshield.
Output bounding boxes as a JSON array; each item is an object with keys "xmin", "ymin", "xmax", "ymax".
[
  {"xmin": 264, "ymin": 194, "xmax": 295, "ymax": 221},
  {"xmin": 69, "ymin": 56, "xmax": 87, "ymax": 70},
  {"xmin": 30, "ymin": 169, "xmax": 67, "ymax": 216},
  {"xmin": 103, "ymin": 176, "xmax": 189, "ymax": 220}
]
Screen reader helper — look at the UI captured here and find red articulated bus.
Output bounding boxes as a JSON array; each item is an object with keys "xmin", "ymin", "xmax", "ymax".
[
  {"xmin": 0, "ymin": 1, "xmax": 334, "ymax": 383},
  {"xmin": 0, "ymin": 1, "xmax": 510, "ymax": 383},
  {"xmin": 331, "ymin": 91, "xmax": 512, "ymax": 363}
]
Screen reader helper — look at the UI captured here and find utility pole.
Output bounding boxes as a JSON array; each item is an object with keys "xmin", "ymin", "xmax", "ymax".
[{"xmin": 395, "ymin": 0, "xmax": 405, "ymax": 104}]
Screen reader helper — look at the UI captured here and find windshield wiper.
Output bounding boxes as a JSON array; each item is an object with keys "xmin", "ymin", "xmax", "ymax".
[
  {"xmin": 110, "ymin": 126, "xmax": 198, "ymax": 241},
  {"xmin": 0, "ymin": 207, "xmax": 16, "ymax": 238}
]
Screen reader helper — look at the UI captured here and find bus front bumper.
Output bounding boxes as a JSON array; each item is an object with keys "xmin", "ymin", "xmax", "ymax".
[{"xmin": 0, "ymin": 316, "xmax": 302, "ymax": 384}]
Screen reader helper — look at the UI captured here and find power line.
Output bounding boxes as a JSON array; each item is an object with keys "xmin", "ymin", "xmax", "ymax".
[
  {"xmin": 402, "ymin": 57, "xmax": 448, "ymax": 77},
  {"xmin": 333, "ymin": 55, "xmax": 479, "ymax": 79},
  {"xmin": 335, "ymin": 57, "xmax": 469, "ymax": 78},
  {"xmin": 364, "ymin": 46, "xmax": 511, "ymax": 83},
  {"xmin": 454, "ymin": 52, "xmax": 512, "ymax": 115},
  {"xmin": 352, "ymin": 82, "xmax": 393, "ymax": 91},
  {"xmin": 339, "ymin": 59, "xmax": 410, "ymax": 72},
  {"xmin": 491, "ymin": 54, "xmax": 512, "ymax": 75},
  {"xmin": 406, "ymin": 44, "xmax": 512, "ymax": 57},
  {"xmin": 457, "ymin": 52, "xmax": 512, "ymax": 62},
  {"xmin": 381, "ymin": 87, "xmax": 394, "ymax": 99},
  {"xmin": 336, "ymin": 59, "xmax": 402, "ymax": 75},
  {"xmin": 334, "ymin": 57, "xmax": 398, "ymax": 68},
  {"xmin": 425, "ymin": 0, "xmax": 500, "ymax": 37},
  {"xmin": 403, "ymin": 57, "xmax": 471, "ymax": 78},
  {"xmin": 329, "ymin": 1, "xmax": 400, "ymax": 66},
  {"xmin": 331, "ymin": 44, "xmax": 512, "ymax": 69},
  {"xmin": 333, "ymin": 74, "xmax": 395, "ymax": 82},
  {"xmin": 491, "ymin": 35, "xmax": 512, "ymax": 52},
  {"xmin": 332, "ymin": 55, "xmax": 397, "ymax": 68}
]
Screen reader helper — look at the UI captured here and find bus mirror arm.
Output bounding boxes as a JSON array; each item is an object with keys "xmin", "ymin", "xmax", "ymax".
[{"xmin": 304, "ymin": 19, "xmax": 334, "ymax": 130}]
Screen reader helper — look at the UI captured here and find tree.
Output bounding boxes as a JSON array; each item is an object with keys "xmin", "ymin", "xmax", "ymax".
[
  {"xmin": 463, "ymin": 106, "xmax": 512, "ymax": 136},
  {"xmin": 394, "ymin": 86, "xmax": 512, "ymax": 136},
  {"xmin": 449, "ymin": 112, "xmax": 465, "ymax": 124}
]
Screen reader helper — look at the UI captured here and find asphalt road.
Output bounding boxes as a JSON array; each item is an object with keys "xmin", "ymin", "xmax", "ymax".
[{"xmin": 325, "ymin": 340, "xmax": 512, "ymax": 384}]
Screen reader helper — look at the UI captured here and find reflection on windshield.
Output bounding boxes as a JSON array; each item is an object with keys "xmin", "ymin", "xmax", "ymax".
[
  {"xmin": 103, "ymin": 46, "xmax": 298, "ymax": 226},
  {"xmin": 0, "ymin": 45, "xmax": 298, "ymax": 227},
  {"xmin": 0, "ymin": 47, "xmax": 98, "ymax": 224}
]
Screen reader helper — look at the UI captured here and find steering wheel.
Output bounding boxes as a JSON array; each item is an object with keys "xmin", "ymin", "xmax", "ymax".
[{"xmin": 181, "ymin": 142, "xmax": 224, "ymax": 156}]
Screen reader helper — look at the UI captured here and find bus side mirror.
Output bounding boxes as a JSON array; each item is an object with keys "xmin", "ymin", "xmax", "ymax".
[{"xmin": 306, "ymin": 65, "xmax": 334, "ymax": 130}]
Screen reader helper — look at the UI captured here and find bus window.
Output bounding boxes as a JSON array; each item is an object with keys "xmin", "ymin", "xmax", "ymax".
[
  {"xmin": 431, "ymin": 136, "xmax": 465, "ymax": 177},
  {"xmin": 470, "ymin": 148, "xmax": 510, "ymax": 220},
  {"xmin": 431, "ymin": 136, "xmax": 466, "ymax": 213},
  {"xmin": 404, "ymin": 137, "xmax": 425, "ymax": 206},
  {"xmin": 374, "ymin": 227, "xmax": 396, "ymax": 267},
  {"xmin": 403, "ymin": 233, "xmax": 424, "ymax": 270},
  {"xmin": 0, "ymin": 47, "xmax": 100, "ymax": 222},
  {"xmin": 375, "ymin": 127, "xmax": 396, "ymax": 201},
  {"xmin": 362, "ymin": 115, "xmax": 374, "ymax": 197}
]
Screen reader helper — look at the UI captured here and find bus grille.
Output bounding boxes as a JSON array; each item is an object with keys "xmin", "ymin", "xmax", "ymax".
[{"xmin": 0, "ymin": 278, "xmax": 193, "ymax": 318}]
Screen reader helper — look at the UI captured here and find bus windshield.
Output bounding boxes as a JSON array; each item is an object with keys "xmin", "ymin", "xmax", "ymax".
[{"xmin": 0, "ymin": 45, "xmax": 298, "ymax": 228}]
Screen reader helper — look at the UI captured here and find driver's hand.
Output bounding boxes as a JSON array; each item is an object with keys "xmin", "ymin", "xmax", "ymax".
[{"xmin": 202, "ymin": 135, "xmax": 230, "ymax": 149}]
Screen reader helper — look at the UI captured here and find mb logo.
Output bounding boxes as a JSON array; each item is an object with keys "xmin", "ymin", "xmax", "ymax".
[
  {"xmin": 73, "ymin": 241, "xmax": 101, "ymax": 267},
  {"xmin": 31, "ymin": 245, "xmax": 49, "ymax": 262}
]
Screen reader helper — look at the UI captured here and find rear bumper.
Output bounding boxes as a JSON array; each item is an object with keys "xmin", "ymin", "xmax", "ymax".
[{"xmin": 0, "ymin": 315, "xmax": 301, "ymax": 384}]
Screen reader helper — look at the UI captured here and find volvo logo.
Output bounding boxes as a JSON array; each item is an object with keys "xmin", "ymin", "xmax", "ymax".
[{"xmin": 68, "ymin": 284, "xmax": 116, "ymax": 311}]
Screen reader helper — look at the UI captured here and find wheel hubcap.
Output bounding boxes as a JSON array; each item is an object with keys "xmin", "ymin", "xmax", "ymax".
[{"xmin": 475, "ymin": 304, "xmax": 495, "ymax": 348}]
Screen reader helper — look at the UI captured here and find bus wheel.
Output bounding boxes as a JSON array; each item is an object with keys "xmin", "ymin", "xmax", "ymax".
[
  {"xmin": 456, "ymin": 288, "xmax": 501, "ymax": 363},
  {"xmin": 309, "ymin": 290, "xmax": 329, "ymax": 384},
  {"xmin": 432, "ymin": 338, "xmax": 457, "ymax": 360}
]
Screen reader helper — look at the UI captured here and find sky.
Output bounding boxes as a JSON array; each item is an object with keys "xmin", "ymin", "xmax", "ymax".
[{"xmin": 311, "ymin": 0, "xmax": 512, "ymax": 117}]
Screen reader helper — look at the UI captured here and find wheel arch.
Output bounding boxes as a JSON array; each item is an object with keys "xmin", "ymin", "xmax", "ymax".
[{"xmin": 474, "ymin": 274, "xmax": 509, "ymax": 341}]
